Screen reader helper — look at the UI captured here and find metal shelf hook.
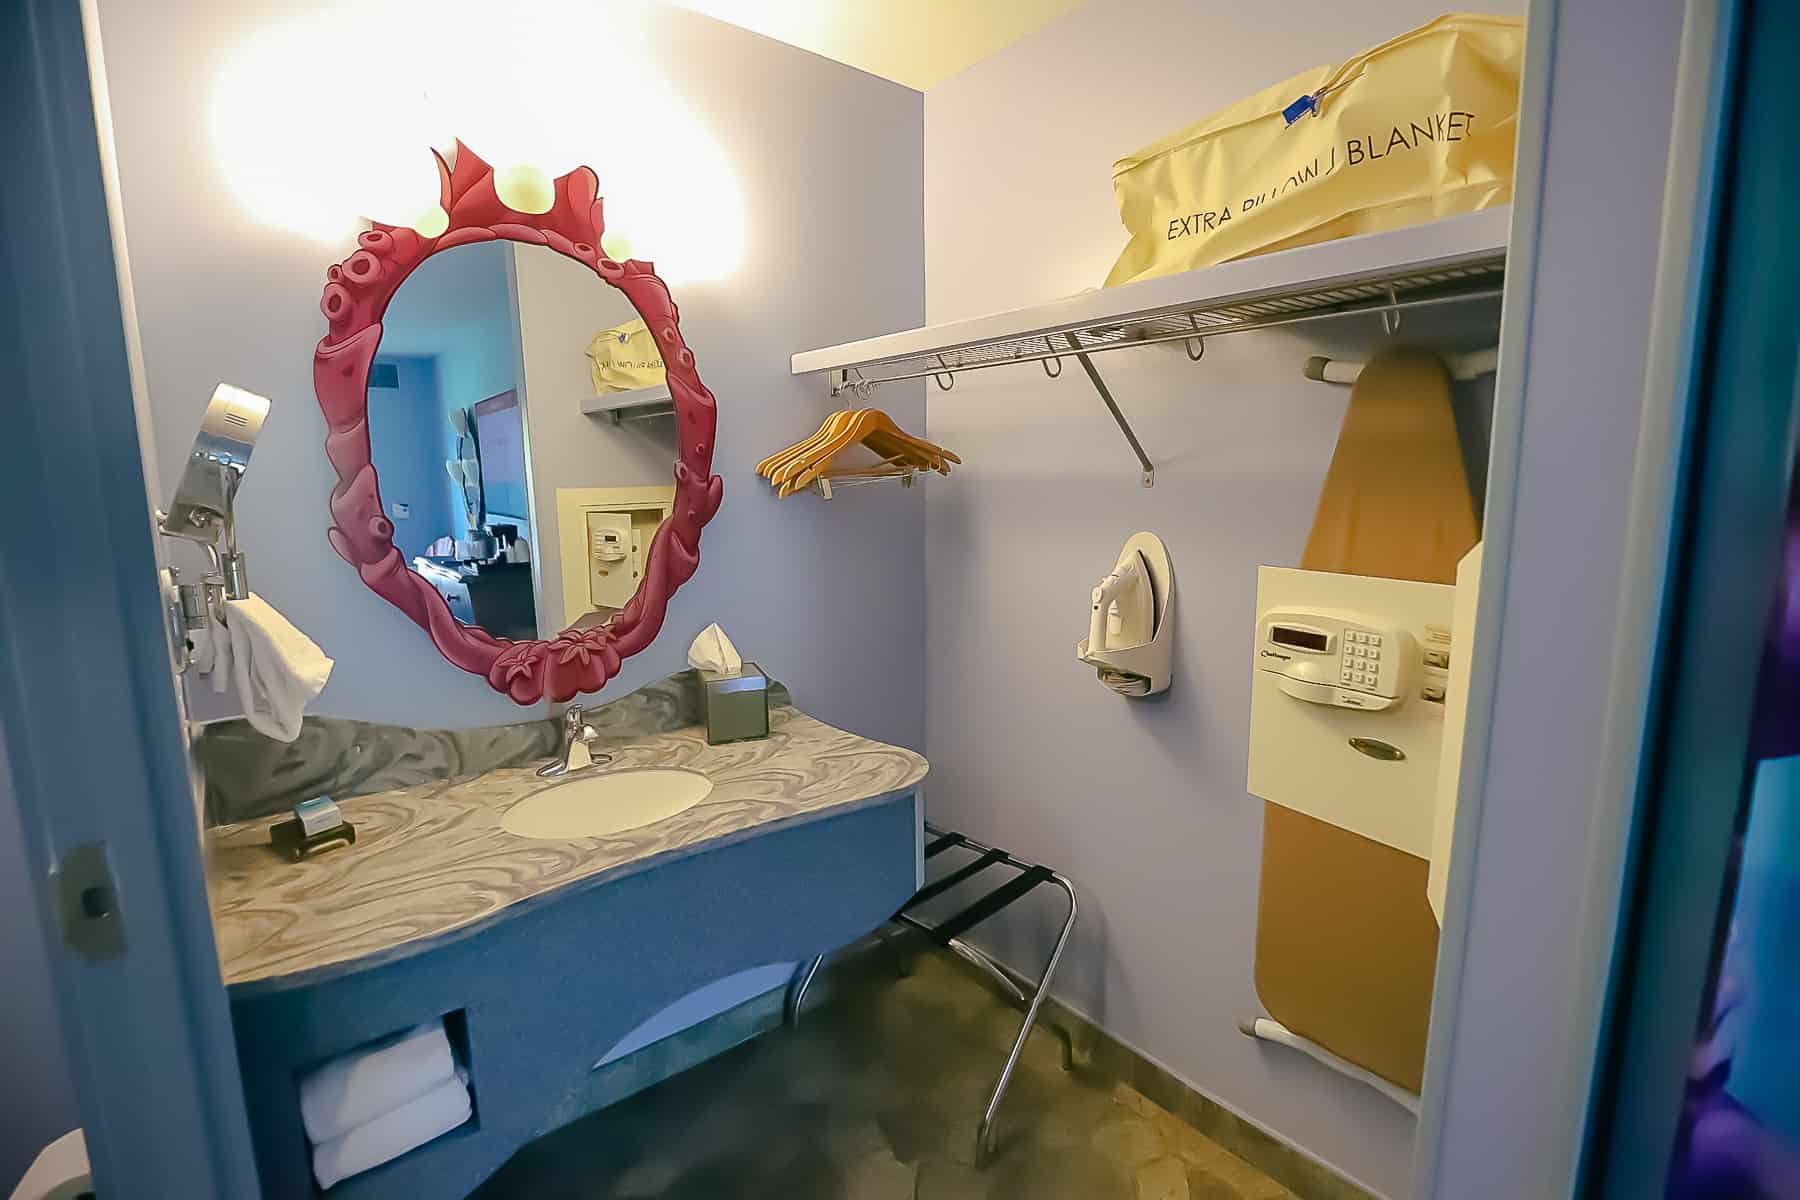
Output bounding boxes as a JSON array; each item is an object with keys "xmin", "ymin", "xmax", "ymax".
[
  {"xmin": 1185, "ymin": 314, "xmax": 1206, "ymax": 361},
  {"xmin": 1381, "ymin": 285, "xmax": 1403, "ymax": 336},
  {"xmin": 931, "ymin": 355, "xmax": 956, "ymax": 392}
]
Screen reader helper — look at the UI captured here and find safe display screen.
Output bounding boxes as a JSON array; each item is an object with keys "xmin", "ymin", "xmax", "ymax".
[{"xmin": 1270, "ymin": 626, "xmax": 1329, "ymax": 652}]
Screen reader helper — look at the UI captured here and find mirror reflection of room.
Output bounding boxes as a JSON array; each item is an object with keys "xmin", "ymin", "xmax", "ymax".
[{"xmin": 369, "ymin": 241, "xmax": 677, "ymax": 642}]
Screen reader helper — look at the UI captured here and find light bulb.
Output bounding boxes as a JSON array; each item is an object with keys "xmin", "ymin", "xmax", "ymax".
[
  {"xmin": 494, "ymin": 164, "xmax": 554, "ymax": 214},
  {"xmin": 411, "ymin": 205, "xmax": 450, "ymax": 237},
  {"xmin": 600, "ymin": 230, "xmax": 633, "ymax": 261}
]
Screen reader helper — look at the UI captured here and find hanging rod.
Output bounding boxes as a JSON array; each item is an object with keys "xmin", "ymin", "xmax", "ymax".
[
  {"xmin": 829, "ymin": 284, "xmax": 1502, "ymax": 490},
  {"xmin": 832, "ymin": 286, "xmax": 1503, "ymax": 391}
]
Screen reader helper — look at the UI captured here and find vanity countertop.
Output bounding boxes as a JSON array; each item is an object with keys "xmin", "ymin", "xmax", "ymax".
[{"xmin": 207, "ymin": 707, "xmax": 927, "ymax": 991}]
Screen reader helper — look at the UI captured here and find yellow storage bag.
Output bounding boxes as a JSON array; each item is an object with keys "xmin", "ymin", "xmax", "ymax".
[
  {"xmin": 585, "ymin": 318, "xmax": 666, "ymax": 395},
  {"xmin": 1105, "ymin": 13, "xmax": 1523, "ymax": 287}
]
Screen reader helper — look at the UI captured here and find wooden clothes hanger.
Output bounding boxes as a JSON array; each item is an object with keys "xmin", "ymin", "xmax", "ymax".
[
  {"xmin": 770, "ymin": 409, "xmax": 886, "ymax": 488},
  {"xmin": 773, "ymin": 409, "xmax": 893, "ymax": 495},
  {"xmin": 760, "ymin": 408, "xmax": 958, "ymax": 497},
  {"xmin": 781, "ymin": 409, "xmax": 936, "ymax": 494},
  {"xmin": 757, "ymin": 410, "xmax": 857, "ymax": 479}
]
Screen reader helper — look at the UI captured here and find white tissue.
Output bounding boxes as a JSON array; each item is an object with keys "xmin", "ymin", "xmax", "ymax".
[{"xmin": 687, "ymin": 623, "xmax": 742, "ymax": 675}]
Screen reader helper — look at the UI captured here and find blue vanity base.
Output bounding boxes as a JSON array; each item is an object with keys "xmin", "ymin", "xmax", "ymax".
[{"xmin": 227, "ymin": 793, "xmax": 919, "ymax": 1199}]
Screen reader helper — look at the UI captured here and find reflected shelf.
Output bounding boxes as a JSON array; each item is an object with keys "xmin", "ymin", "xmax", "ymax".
[{"xmin": 580, "ymin": 384, "xmax": 674, "ymax": 425}]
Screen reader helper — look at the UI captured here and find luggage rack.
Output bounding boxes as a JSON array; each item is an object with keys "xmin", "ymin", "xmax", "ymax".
[{"xmin": 790, "ymin": 824, "xmax": 1077, "ymax": 1165}]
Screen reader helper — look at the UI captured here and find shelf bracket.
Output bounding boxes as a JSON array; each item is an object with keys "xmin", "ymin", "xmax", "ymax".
[
  {"xmin": 828, "ymin": 367, "xmax": 874, "ymax": 401},
  {"xmin": 1063, "ymin": 333, "xmax": 1154, "ymax": 488}
]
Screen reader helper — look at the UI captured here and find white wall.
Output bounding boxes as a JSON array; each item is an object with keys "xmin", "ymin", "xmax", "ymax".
[
  {"xmin": 95, "ymin": 0, "xmax": 926, "ymax": 740},
  {"xmin": 923, "ymin": 3, "xmax": 1512, "ymax": 1195}
]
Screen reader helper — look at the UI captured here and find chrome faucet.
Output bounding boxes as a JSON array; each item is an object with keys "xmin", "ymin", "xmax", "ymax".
[{"xmin": 537, "ymin": 705, "xmax": 611, "ymax": 778}]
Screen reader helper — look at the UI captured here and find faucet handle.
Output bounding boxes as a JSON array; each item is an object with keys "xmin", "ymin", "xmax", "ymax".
[{"xmin": 565, "ymin": 705, "xmax": 606, "ymax": 754}]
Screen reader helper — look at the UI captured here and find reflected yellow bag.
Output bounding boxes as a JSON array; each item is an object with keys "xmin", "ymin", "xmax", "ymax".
[
  {"xmin": 1105, "ymin": 13, "xmax": 1523, "ymax": 287},
  {"xmin": 585, "ymin": 318, "xmax": 666, "ymax": 395}
]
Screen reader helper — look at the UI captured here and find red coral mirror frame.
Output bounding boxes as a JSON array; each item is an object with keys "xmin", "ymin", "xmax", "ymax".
[{"xmin": 312, "ymin": 143, "xmax": 722, "ymax": 704}]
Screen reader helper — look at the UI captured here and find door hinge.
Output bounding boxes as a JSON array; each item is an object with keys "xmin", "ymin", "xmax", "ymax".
[{"xmin": 58, "ymin": 842, "xmax": 126, "ymax": 962}]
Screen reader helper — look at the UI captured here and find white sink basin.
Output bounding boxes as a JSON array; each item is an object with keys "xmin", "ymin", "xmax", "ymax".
[{"xmin": 500, "ymin": 768, "xmax": 714, "ymax": 840}]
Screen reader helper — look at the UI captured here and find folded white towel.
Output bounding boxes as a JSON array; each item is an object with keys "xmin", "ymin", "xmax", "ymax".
[
  {"xmin": 209, "ymin": 593, "xmax": 332, "ymax": 743},
  {"xmin": 299, "ymin": 1023, "xmax": 456, "ymax": 1146},
  {"xmin": 310, "ymin": 1074, "xmax": 471, "ymax": 1191}
]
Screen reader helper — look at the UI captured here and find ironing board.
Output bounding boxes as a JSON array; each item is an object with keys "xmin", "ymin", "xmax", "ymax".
[{"xmin": 1254, "ymin": 348, "xmax": 1479, "ymax": 1091}]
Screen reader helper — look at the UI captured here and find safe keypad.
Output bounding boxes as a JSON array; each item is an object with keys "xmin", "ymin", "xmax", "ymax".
[{"xmin": 1339, "ymin": 629, "xmax": 1385, "ymax": 691}]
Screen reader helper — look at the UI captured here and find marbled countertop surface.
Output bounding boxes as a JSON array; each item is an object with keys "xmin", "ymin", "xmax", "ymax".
[{"xmin": 208, "ymin": 707, "xmax": 927, "ymax": 991}]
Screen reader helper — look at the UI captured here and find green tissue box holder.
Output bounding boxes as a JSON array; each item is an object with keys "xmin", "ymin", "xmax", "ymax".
[{"xmin": 701, "ymin": 662, "xmax": 770, "ymax": 745}]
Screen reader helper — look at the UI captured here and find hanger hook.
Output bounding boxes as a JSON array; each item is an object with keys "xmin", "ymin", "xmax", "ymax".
[
  {"xmin": 1381, "ymin": 286, "xmax": 1402, "ymax": 337},
  {"xmin": 1043, "ymin": 355, "xmax": 1063, "ymax": 379},
  {"xmin": 931, "ymin": 354, "xmax": 956, "ymax": 392},
  {"xmin": 1185, "ymin": 314, "xmax": 1206, "ymax": 361}
]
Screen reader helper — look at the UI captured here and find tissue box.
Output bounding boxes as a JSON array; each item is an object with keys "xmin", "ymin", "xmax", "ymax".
[{"xmin": 701, "ymin": 662, "xmax": 769, "ymax": 745}]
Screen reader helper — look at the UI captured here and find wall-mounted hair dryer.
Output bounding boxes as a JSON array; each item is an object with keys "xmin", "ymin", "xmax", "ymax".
[
  {"xmin": 1077, "ymin": 532, "xmax": 1174, "ymax": 697},
  {"xmin": 157, "ymin": 383, "xmax": 270, "ymax": 601},
  {"xmin": 156, "ymin": 385, "xmax": 270, "ymax": 674}
]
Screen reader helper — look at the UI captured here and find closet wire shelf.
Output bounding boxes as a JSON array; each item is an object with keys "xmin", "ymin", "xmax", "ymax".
[{"xmin": 825, "ymin": 255, "xmax": 1504, "ymax": 488}]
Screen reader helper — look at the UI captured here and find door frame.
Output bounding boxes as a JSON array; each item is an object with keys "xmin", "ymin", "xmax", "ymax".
[
  {"xmin": 1412, "ymin": 0, "xmax": 1739, "ymax": 1194},
  {"xmin": 1582, "ymin": 0, "xmax": 1800, "ymax": 1189},
  {"xmin": 0, "ymin": 0, "xmax": 260, "ymax": 1194}
]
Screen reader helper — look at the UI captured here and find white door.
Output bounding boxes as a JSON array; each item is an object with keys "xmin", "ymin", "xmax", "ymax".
[{"xmin": 0, "ymin": 0, "xmax": 260, "ymax": 1194}]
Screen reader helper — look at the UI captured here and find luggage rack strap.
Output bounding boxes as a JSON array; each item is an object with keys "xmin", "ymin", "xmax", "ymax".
[
  {"xmin": 928, "ymin": 865, "xmax": 1054, "ymax": 945},
  {"xmin": 898, "ymin": 848, "xmax": 1007, "ymax": 913},
  {"xmin": 924, "ymin": 832, "xmax": 962, "ymax": 858}
]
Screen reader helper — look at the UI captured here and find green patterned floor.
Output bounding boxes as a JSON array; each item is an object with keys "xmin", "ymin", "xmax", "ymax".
[{"xmin": 474, "ymin": 944, "xmax": 1296, "ymax": 1199}]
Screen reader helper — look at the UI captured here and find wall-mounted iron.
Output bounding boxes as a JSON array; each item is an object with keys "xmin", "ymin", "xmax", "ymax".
[
  {"xmin": 1076, "ymin": 532, "xmax": 1174, "ymax": 697},
  {"xmin": 156, "ymin": 384, "xmax": 270, "ymax": 672}
]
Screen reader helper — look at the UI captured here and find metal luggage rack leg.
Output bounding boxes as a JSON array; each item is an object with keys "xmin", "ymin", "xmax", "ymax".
[{"xmin": 895, "ymin": 824, "xmax": 1078, "ymax": 1166}]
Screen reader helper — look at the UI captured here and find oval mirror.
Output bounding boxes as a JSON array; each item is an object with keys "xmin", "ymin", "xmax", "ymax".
[{"xmin": 313, "ymin": 144, "xmax": 722, "ymax": 704}]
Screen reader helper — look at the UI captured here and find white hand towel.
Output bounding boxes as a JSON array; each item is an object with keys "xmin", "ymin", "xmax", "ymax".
[
  {"xmin": 310, "ymin": 1075, "xmax": 471, "ymax": 1190},
  {"xmin": 299, "ymin": 1023, "xmax": 456, "ymax": 1146},
  {"xmin": 218, "ymin": 593, "xmax": 333, "ymax": 743}
]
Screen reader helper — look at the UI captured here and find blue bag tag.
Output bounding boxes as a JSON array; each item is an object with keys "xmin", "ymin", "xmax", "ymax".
[{"xmin": 1282, "ymin": 93, "xmax": 1318, "ymax": 126}]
